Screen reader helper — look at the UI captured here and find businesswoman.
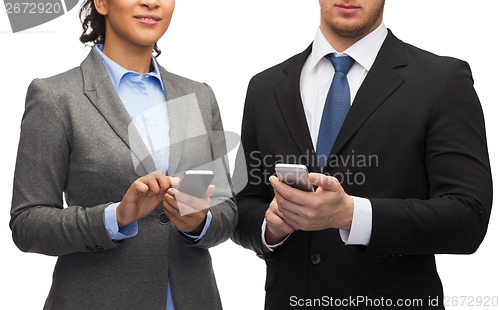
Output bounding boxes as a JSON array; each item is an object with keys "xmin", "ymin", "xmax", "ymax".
[{"xmin": 10, "ymin": 0, "xmax": 236, "ymax": 309}]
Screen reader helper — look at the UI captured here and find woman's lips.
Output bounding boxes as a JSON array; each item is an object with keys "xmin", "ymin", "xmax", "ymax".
[{"xmin": 135, "ymin": 14, "xmax": 161, "ymax": 25}]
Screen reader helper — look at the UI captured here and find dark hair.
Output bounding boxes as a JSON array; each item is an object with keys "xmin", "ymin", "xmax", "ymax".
[{"xmin": 79, "ymin": 0, "xmax": 161, "ymax": 57}]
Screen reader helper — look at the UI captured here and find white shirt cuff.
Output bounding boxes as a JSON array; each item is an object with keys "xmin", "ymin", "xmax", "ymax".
[
  {"xmin": 261, "ymin": 219, "xmax": 290, "ymax": 252},
  {"xmin": 339, "ymin": 196, "xmax": 372, "ymax": 245}
]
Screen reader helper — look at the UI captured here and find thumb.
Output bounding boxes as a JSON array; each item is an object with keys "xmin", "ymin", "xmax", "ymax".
[
  {"xmin": 309, "ymin": 173, "xmax": 341, "ymax": 191},
  {"xmin": 204, "ymin": 184, "xmax": 216, "ymax": 198}
]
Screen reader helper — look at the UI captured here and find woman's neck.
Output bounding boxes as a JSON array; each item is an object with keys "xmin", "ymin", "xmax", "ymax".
[{"xmin": 102, "ymin": 37, "xmax": 154, "ymax": 73}]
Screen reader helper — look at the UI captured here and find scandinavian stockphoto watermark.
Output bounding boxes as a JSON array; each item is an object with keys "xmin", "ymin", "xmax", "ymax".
[
  {"xmin": 3, "ymin": 0, "xmax": 79, "ymax": 32},
  {"xmin": 247, "ymin": 149, "xmax": 379, "ymax": 187}
]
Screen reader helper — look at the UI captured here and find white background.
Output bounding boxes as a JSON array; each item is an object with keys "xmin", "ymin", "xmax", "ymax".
[{"xmin": 1, "ymin": 0, "xmax": 499, "ymax": 309}]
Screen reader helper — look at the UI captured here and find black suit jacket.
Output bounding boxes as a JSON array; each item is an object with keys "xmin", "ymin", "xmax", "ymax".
[{"xmin": 232, "ymin": 30, "xmax": 492, "ymax": 309}]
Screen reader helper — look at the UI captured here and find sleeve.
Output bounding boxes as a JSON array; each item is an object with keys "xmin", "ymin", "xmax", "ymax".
[
  {"xmin": 187, "ymin": 83, "xmax": 238, "ymax": 249},
  {"xmin": 231, "ymin": 77, "xmax": 272, "ymax": 256},
  {"xmin": 10, "ymin": 78, "xmax": 119, "ymax": 256},
  {"xmin": 368, "ymin": 60, "xmax": 493, "ymax": 255}
]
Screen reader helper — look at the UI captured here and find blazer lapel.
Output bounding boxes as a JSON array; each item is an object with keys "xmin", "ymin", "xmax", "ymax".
[
  {"xmin": 81, "ymin": 49, "xmax": 156, "ymax": 175},
  {"xmin": 275, "ymin": 45, "xmax": 320, "ymax": 171},
  {"xmin": 331, "ymin": 30, "xmax": 407, "ymax": 155},
  {"xmin": 160, "ymin": 69, "xmax": 189, "ymax": 176}
]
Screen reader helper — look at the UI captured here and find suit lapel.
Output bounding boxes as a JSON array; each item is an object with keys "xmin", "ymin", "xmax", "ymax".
[
  {"xmin": 331, "ymin": 31, "xmax": 407, "ymax": 155},
  {"xmin": 81, "ymin": 49, "xmax": 156, "ymax": 175},
  {"xmin": 274, "ymin": 45, "xmax": 320, "ymax": 170},
  {"xmin": 160, "ymin": 69, "xmax": 189, "ymax": 176}
]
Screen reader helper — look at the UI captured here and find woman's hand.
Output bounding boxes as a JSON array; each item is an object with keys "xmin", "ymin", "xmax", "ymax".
[
  {"xmin": 162, "ymin": 177, "xmax": 216, "ymax": 234},
  {"xmin": 116, "ymin": 171, "xmax": 171, "ymax": 227}
]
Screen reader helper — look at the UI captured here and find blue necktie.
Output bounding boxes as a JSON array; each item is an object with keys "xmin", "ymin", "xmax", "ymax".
[{"xmin": 316, "ymin": 54, "xmax": 355, "ymax": 171}]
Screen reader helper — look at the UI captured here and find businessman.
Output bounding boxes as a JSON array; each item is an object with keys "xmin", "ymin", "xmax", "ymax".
[{"xmin": 232, "ymin": 0, "xmax": 493, "ymax": 309}]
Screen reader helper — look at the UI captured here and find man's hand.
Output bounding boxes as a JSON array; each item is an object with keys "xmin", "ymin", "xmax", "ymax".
[
  {"xmin": 162, "ymin": 177, "xmax": 215, "ymax": 234},
  {"xmin": 269, "ymin": 173, "xmax": 354, "ymax": 231},
  {"xmin": 117, "ymin": 171, "xmax": 171, "ymax": 227},
  {"xmin": 264, "ymin": 197, "xmax": 295, "ymax": 245}
]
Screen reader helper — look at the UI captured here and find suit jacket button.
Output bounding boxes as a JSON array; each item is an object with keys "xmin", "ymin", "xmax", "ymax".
[
  {"xmin": 158, "ymin": 212, "xmax": 170, "ymax": 225},
  {"xmin": 86, "ymin": 246, "xmax": 94, "ymax": 251},
  {"xmin": 311, "ymin": 254, "xmax": 322, "ymax": 265},
  {"xmin": 95, "ymin": 245, "xmax": 104, "ymax": 251}
]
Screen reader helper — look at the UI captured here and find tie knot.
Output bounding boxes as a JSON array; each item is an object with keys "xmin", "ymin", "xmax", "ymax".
[{"xmin": 325, "ymin": 54, "xmax": 355, "ymax": 74}]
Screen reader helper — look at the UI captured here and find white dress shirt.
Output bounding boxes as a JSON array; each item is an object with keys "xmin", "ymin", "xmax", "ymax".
[{"xmin": 262, "ymin": 23, "xmax": 388, "ymax": 250}]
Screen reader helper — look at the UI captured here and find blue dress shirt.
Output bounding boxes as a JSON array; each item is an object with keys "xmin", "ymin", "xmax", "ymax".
[{"xmin": 95, "ymin": 45, "xmax": 212, "ymax": 309}]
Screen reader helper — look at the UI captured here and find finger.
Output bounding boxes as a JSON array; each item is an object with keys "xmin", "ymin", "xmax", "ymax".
[
  {"xmin": 270, "ymin": 175, "xmax": 311, "ymax": 206},
  {"xmin": 132, "ymin": 180, "xmax": 149, "ymax": 194},
  {"xmin": 168, "ymin": 188, "xmax": 209, "ymax": 212},
  {"xmin": 309, "ymin": 173, "xmax": 341, "ymax": 191},
  {"xmin": 269, "ymin": 175, "xmax": 282, "ymax": 190},
  {"xmin": 267, "ymin": 210, "xmax": 295, "ymax": 234},
  {"xmin": 167, "ymin": 187, "xmax": 186, "ymax": 201},
  {"xmin": 164, "ymin": 199, "xmax": 208, "ymax": 231},
  {"xmin": 163, "ymin": 193, "xmax": 179, "ymax": 210},
  {"xmin": 156, "ymin": 174, "xmax": 171, "ymax": 191},
  {"xmin": 274, "ymin": 192, "xmax": 303, "ymax": 219},
  {"xmin": 269, "ymin": 175, "xmax": 302, "ymax": 194},
  {"xmin": 141, "ymin": 174, "xmax": 161, "ymax": 194},
  {"xmin": 166, "ymin": 191, "xmax": 207, "ymax": 218},
  {"xmin": 274, "ymin": 190, "xmax": 302, "ymax": 218},
  {"xmin": 179, "ymin": 203, "xmax": 200, "ymax": 216},
  {"xmin": 164, "ymin": 211, "xmax": 189, "ymax": 230},
  {"xmin": 170, "ymin": 177, "xmax": 181, "ymax": 188},
  {"xmin": 270, "ymin": 196, "xmax": 289, "ymax": 219},
  {"xmin": 279, "ymin": 209, "xmax": 301, "ymax": 230},
  {"xmin": 162, "ymin": 198, "xmax": 189, "ymax": 224},
  {"xmin": 203, "ymin": 185, "xmax": 216, "ymax": 198}
]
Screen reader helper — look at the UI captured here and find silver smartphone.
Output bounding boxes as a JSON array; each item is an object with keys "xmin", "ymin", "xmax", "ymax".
[
  {"xmin": 275, "ymin": 164, "xmax": 313, "ymax": 192},
  {"xmin": 177, "ymin": 170, "xmax": 214, "ymax": 198}
]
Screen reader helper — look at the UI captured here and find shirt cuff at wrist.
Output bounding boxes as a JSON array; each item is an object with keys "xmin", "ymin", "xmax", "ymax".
[
  {"xmin": 104, "ymin": 202, "xmax": 138, "ymax": 241},
  {"xmin": 339, "ymin": 196, "xmax": 372, "ymax": 246}
]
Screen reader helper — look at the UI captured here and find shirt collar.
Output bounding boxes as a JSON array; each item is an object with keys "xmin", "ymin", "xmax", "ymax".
[
  {"xmin": 309, "ymin": 22, "xmax": 388, "ymax": 72},
  {"xmin": 94, "ymin": 44, "xmax": 164, "ymax": 92}
]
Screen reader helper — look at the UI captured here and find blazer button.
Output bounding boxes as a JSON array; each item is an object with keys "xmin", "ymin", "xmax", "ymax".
[
  {"xmin": 158, "ymin": 212, "xmax": 170, "ymax": 225},
  {"xmin": 95, "ymin": 245, "xmax": 104, "ymax": 251},
  {"xmin": 86, "ymin": 246, "xmax": 95, "ymax": 251},
  {"xmin": 311, "ymin": 254, "xmax": 322, "ymax": 265}
]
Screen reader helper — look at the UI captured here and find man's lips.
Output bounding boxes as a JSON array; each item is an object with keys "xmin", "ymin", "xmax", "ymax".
[
  {"xmin": 334, "ymin": 4, "xmax": 361, "ymax": 14},
  {"xmin": 134, "ymin": 14, "xmax": 161, "ymax": 25}
]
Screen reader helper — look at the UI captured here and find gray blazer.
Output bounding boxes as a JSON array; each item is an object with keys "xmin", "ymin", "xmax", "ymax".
[{"xmin": 10, "ymin": 49, "xmax": 237, "ymax": 310}]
